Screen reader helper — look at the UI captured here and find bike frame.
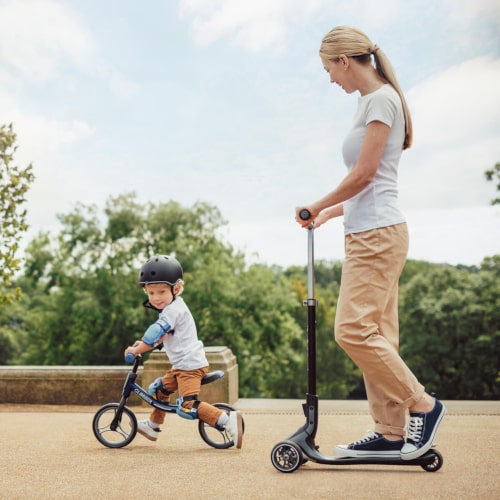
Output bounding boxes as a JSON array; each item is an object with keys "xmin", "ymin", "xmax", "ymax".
[{"xmin": 120, "ymin": 365, "xmax": 179, "ymax": 413}]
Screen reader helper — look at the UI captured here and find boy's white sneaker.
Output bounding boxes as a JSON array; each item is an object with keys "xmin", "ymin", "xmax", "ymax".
[
  {"xmin": 225, "ymin": 411, "xmax": 243, "ymax": 448},
  {"xmin": 137, "ymin": 420, "xmax": 161, "ymax": 442}
]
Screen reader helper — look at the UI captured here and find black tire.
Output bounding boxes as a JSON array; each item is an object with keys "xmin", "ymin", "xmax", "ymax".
[
  {"xmin": 198, "ymin": 402, "xmax": 245, "ymax": 449},
  {"xmin": 92, "ymin": 403, "xmax": 137, "ymax": 448},
  {"xmin": 421, "ymin": 450, "xmax": 444, "ymax": 472},
  {"xmin": 271, "ymin": 441, "xmax": 303, "ymax": 473}
]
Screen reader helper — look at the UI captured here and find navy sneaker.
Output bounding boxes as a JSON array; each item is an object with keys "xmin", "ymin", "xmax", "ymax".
[
  {"xmin": 401, "ymin": 398, "xmax": 446, "ymax": 460},
  {"xmin": 334, "ymin": 430, "xmax": 404, "ymax": 458}
]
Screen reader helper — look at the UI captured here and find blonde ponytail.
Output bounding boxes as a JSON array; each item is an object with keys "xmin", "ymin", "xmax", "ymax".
[{"xmin": 320, "ymin": 26, "xmax": 413, "ymax": 149}]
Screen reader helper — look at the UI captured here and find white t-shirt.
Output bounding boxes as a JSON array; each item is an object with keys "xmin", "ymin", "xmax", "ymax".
[
  {"xmin": 158, "ymin": 297, "xmax": 208, "ymax": 371},
  {"xmin": 342, "ymin": 84, "xmax": 406, "ymax": 234}
]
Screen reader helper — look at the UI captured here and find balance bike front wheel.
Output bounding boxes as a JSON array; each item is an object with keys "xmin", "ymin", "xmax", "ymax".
[{"xmin": 92, "ymin": 403, "xmax": 137, "ymax": 448}]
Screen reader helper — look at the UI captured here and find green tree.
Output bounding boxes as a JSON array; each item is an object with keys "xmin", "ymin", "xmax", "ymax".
[
  {"xmin": 11, "ymin": 194, "xmax": 306, "ymax": 397},
  {"xmin": 0, "ymin": 124, "xmax": 34, "ymax": 305},
  {"xmin": 399, "ymin": 257, "xmax": 500, "ymax": 399},
  {"xmin": 485, "ymin": 162, "xmax": 500, "ymax": 205}
]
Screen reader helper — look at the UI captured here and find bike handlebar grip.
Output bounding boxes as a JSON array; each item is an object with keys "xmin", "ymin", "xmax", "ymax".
[
  {"xmin": 299, "ymin": 209, "xmax": 311, "ymax": 221},
  {"xmin": 124, "ymin": 353, "xmax": 135, "ymax": 364}
]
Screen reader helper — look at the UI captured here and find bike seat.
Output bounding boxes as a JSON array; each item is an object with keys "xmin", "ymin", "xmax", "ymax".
[{"xmin": 201, "ymin": 370, "xmax": 224, "ymax": 385}]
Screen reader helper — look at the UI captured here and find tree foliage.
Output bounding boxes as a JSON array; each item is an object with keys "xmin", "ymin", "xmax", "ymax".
[
  {"xmin": 1, "ymin": 193, "xmax": 499, "ymax": 399},
  {"xmin": 485, "ymin": 162, "xmax": 500, "ymax": 205},
  {"xmin": 6, "ymin": 194, "xmax": 305, "ymax": 397},
  {"xmin": 0, "ymin": 124, "xmax": 34, "ymax": 305},
  {"xmin": 399, "ymin": 256, "xmax": 500, "ymax": 399}
]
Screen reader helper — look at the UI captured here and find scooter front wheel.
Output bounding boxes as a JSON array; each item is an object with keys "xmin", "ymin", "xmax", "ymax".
[
  {"xmin": 421, "ymin": 449, "xmax": 444, "ymax": 472},
  {"xmin": 198, "ymin": 402, "xmax": 244, "ymax": 449},
  {"xmin": 92, "ymin": 403, "xmax": 137, "ymax": 448},
  {"xmin": 271, "ymin": 441, "xmax": 303, "ymax": 473}
]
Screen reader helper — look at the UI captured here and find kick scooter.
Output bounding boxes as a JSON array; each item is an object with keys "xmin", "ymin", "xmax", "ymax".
[
  {"xmin": 93, "ymin": 353, "xmax": 243, "ymax": 449},
  {"xmin": 270, "ymin": 210, "xmax": 443, "ymax": 473}
]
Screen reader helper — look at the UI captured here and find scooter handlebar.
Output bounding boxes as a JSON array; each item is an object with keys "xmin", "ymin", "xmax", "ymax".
[{"xmin": 299, "ymin": 209, "xmax": 311, "ymax": 221}]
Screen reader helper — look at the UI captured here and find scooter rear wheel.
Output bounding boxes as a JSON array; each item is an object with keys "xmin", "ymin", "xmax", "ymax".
[
  {"xmin": 271, "ymin": 441, "xmax": 303, "ymax": 473},
  {"xmin": 92, "ymin": 403, "xmax": 137, "ymax": 448}
]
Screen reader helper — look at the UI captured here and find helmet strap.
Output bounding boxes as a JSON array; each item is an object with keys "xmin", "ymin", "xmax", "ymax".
[{"xmin": 142, "ymin": 298, "xmax": 163, "ymax": 313}]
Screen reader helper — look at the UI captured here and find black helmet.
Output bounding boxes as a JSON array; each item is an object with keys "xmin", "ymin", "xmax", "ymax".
[{"xmin": 138, "ymin": 255, "xmax": 183, "ymax": 286}]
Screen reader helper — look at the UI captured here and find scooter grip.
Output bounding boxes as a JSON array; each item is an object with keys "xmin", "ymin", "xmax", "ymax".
[
  {"xmin": 299, "ymin": 209, "xmax": 311, "ymax": 221},
  {"xmin": 124, "ymin": 353, "xmax": 135, "ymax": 364}
]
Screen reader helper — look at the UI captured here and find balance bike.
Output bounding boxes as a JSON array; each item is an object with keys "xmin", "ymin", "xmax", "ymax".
[{"xmin": 93, "ymin": 354, "xmax": 242, "ymax": 449}]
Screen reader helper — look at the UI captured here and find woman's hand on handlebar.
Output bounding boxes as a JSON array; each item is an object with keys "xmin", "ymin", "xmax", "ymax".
[
  {"xmin": 295, "ymin": 206, "xmax": 318, "ymax": 228},
  {"xmin": 295, "ymin": 204, "xmax": 343, "ymax": 229}
]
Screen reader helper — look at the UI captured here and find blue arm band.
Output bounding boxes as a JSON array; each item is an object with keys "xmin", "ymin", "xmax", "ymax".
[{"xmin": 142, "ymin": 317, "xmax": 171, "ymax": 346}]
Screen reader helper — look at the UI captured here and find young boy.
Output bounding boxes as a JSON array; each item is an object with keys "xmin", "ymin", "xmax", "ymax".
[{"xmin": 124, "ymin": 254, "xmax": 243, "ymax": 448}]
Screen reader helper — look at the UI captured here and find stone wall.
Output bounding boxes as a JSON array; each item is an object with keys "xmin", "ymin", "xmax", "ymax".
[
  {"xmin": 0, "ymin": 346, "xmax": 238, "ymax": 405},
  {"xmin": 0, "ymin": 365, "xmax": 138, "ymax": 405}
]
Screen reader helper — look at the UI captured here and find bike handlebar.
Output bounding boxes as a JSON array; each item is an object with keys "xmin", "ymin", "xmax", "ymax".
[{"xmin": 125, "ymin": 353, "xmax": 136, "ymax": 364}]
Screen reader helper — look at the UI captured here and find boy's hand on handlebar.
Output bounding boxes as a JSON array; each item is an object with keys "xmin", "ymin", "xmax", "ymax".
[
  {"xmin": 124, "ymin": 340, "xmax": 152, "ymax": 359},
  {"xmin": 124, "ymin": 341, "xmax": 140, "ymax": 358}
]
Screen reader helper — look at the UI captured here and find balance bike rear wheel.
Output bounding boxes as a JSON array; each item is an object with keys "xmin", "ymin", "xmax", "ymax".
[{"xmin": 198, "ymin": 402, "xmax": 245, "ymax": 449}]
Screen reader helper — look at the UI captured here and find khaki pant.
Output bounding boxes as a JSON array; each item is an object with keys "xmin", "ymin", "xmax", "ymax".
[
  {"xmin": 150, "ymin": 367, "xmax": 223, "ymax": 427},
  {"xmin": 334, "ymin": 223, "xmax": 425, "ymax": 436}
]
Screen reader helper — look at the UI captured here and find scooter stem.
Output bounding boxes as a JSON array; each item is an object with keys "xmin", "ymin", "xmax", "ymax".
[{"xmin": 306, "ymin": 226, "xmax": 318, "ymax": 395}]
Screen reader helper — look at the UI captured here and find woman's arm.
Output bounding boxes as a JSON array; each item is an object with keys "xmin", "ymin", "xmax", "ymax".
[{"xmin": 296, "ymin": 120, "xmax": 390, "ymax": 227}]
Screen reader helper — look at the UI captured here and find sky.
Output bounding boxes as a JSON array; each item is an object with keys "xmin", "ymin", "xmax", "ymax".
[{"xmin": 1, "ymin": 0, "xmax": 499, "ymax": 268}]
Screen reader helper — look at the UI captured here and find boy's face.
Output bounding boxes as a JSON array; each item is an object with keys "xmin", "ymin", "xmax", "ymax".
[{"xmin": 144, "ymin": 283, "xmax": 173, "ymax": 310}]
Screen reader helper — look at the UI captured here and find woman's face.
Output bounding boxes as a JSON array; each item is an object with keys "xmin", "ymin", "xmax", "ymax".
[{"xmin": 321, "ymin": 56, "xmax": 356, "ymax": 94}]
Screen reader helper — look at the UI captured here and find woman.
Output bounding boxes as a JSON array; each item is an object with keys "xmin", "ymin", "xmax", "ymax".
[{"xmin": 295, "ymin": 26, "xmax": 445, "ymax": 460}]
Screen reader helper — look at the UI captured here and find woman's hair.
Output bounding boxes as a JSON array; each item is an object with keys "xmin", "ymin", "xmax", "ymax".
[{"xmin": 320, "ymin": 26, "xmax": 413, "ymax": 149}]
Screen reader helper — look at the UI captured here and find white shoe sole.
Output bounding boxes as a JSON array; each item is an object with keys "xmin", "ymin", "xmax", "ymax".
[
  {"xmin": 334, "ymin": 446, "xmax": 401, "ymax": 458},
  {"xmin": 137, "ymin": 424, "xmax": 159, "ymax": 442},
  {"xmin": 234, "ymin": 412, "xmax": 243, "ymax": 449}
]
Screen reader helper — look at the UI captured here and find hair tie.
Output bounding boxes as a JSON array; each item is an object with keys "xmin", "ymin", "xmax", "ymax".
[{"xmin": 371, "ymin": 44, "xmax": 380, "ymax": 54}]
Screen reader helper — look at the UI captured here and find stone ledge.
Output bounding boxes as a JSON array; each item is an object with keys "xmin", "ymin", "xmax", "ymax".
[
  {"xmin": 0, "ymin": 346, "xmax": 238, "ymax": 405},
  {"xmin": 0, "ymin": 365, "xmax": 141, "ymax": 405}
]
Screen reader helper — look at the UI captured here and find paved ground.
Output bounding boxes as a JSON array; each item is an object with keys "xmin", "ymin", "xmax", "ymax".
[{"xmin": 1, "ymin": 400, "xmax": 499, "ymax": 499}]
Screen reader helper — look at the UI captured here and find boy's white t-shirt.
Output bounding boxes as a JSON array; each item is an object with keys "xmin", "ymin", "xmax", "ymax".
[
  {"xmin": 158, "ymin": 297, "xmax": 208, "ymax": 371},
  {"xmin": 341, "ymin": 84, "xmax": 406, "ymax": 234}
]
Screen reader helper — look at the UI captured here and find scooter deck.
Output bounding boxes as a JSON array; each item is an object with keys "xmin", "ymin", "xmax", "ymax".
[{"xmin": 299, "ymin": 445, "xmax": 439, "ymax": 467}]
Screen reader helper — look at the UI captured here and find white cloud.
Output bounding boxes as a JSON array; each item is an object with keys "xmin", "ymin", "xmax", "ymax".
[
  {"xmin": 179, "ymin": 0, "xmax": 323, "ymax": 52},
  {"xmin": 0, "ymin": 0, "xmax": 136, "ymax": 174},
  {"xmin": 0, "ymin": 0, "xmax": 136, "ymax": 94},
  {"xmin": 408, "ymin": 56, "xmax": 500, "ymax": 147},
  {"xmin": 441, "ymin": 0, "xmax": 500, "ymax": 27},
  {"xmin": 399, "ymin": 56, "xmax": 500, "ymax": 210},
  {"xmin": 0, "ymin": 0, "xmax": 96, "ymax": 81},
  {"xmin": 178, "ymin": 0, "xmax": 407, "ymax": 53}
]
